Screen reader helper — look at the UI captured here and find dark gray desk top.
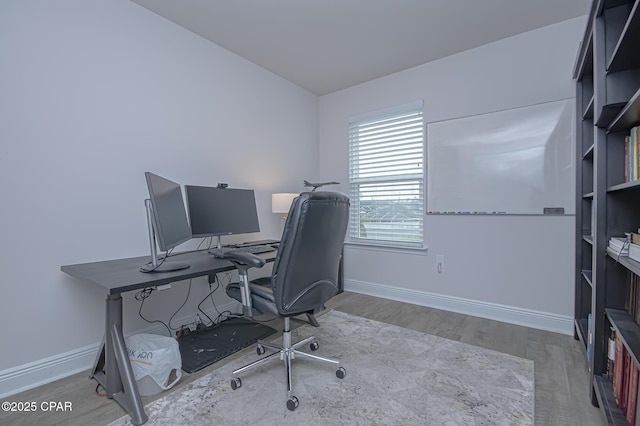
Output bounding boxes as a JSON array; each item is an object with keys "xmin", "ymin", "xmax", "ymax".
[{"xmin": 61, "ymin": 249, "xmax": 277, "ymax": 296}]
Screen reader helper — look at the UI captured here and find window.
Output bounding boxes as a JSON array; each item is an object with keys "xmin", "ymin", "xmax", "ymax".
[{"xmin": 348, "ymin": 102, "xmax": 425, "ymax": 248}]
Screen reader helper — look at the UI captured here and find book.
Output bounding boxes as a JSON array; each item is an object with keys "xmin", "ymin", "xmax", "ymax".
[
  {"xmin": 615, "ymin": 334, "xmax": 625, "ymax": 405},
  {"xmin": 635, "ymin": 126, "xmax": 639, "ymax": 181},
  {"xmin": 608, "ymin": 328, "xmax": 616, "ymax": 381},
  {"xmin": 587, "ymin": 313, "xmax": 593, "ymax": 369},
  {"xmin": 626, "ymin": 135, "xmax": 631, "ymax": 183},
  {"xmin": 628, "ymin": 363, "xmax": 639, "ymax": 424},
  {"xmin": 623, "ymin": 351, "xmax": 631, "ymax": 411}
]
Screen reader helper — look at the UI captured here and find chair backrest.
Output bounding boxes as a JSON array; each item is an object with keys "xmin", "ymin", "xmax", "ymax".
[{"xmin": 271, "ymin": 191, "xmax": 349, "ymax": 316}]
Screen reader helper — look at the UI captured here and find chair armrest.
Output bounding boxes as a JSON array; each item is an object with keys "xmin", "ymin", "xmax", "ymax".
[
  {"xmin": 223, "ymin": 252, "xmax": 266, "ymax": 269},
  {"xmin": 223, "ymin": 252, "xmax": 266, "ymax": 318}
]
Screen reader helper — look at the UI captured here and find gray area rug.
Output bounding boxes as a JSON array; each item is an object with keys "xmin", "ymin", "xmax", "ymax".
[{"xmin": 110, "ymin": 310, "xmax": 534, "ymax": 425}]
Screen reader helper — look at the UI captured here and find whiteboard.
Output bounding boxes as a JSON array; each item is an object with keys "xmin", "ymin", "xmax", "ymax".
[{"xmin": 426, "ymin": 99, "xmax": 575, "ymax": 215}]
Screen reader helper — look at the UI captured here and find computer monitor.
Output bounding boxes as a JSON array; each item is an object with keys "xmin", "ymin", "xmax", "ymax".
[
  {"xmin": 141, "ymin": 172, "xmax": 192, "ymax": 272},
  {"xmin": 185, "ymin": 185, "xmax": 260, "ymax": 246}
]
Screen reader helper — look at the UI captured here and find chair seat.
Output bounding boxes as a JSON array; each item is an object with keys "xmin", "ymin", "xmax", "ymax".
[{"xmin": 226, "ymin": 281, "xmax": 278, "ymax": 317}]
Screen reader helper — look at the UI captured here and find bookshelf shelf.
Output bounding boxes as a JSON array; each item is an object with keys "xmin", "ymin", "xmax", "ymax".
[
  {"xmin": 608, "ymin": 87, "xmax": 640, "ymax": 132},
  {"xmin": 575, "ymin": 1, "xmax": 640, "ymax": 423},
  {"xmin": 594, "ymin": 375, "xmax": 630, "ymax": 425},
  {"xmin": 606, "ymin": 248, "xmax": 640, "ymax": 276},
  {"xmin": 585, "ymin": 96, "xmax": 595, "ymax": 119},
  {"xmin": 596, "ymin": 103, "xmax": 627, "ymax": 128},
  {"xmin": 607, "ymin": 309, "xmax": 640, "ymax": 368},
  {"xmin": 584, "ymin": 269, "xmax": 594, "ymax": 287},
  {"xmin": 584, "ymin": 143, "xmax": 595, "ymax": 159},
  {"xmin": 608, "ymin": 179, "xmax": 640, "ymax": 192}
]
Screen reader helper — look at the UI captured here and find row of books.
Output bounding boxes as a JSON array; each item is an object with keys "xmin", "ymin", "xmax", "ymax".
[
  {"xmin": 624, "ymin": 126, "xmax": 640, "ymax": 183},
  {"xmin": 610, "ymin": 327, "xmax": 640, "ymax": 425}
]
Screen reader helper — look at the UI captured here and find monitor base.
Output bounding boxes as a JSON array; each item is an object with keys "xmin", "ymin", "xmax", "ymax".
[{"xmin": 139, "ymin": 262, "xmax": 190, "ymax": 273}]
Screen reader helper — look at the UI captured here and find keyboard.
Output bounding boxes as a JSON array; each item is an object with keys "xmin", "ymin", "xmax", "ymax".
[{"xmin": 208, "ymin": 245, "xmax": 275, "ymax": 258}]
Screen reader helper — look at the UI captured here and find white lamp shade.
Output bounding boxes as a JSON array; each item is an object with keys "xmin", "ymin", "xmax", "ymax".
[{"xmin": 272, "ymin": 193, "xmax": 298, "ymax": 214}]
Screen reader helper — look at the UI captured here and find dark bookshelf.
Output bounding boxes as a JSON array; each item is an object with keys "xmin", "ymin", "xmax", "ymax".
[{"xmin": 574, "ymin": 1, "xmax": 640, "ymax": 423}]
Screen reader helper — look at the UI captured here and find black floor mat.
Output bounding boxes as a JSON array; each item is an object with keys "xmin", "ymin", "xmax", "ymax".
[{"xmin": 178, "ymin": 317, "xmax": 276, "ymax": 373}]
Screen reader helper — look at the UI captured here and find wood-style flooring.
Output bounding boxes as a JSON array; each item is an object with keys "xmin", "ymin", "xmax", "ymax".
[{"xmin": 0, "ymin": 292, "xmax": 605, "ymax": 425}]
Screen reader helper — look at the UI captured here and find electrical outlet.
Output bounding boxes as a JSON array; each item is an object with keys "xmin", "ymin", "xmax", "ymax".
[{"xmin": 436, "ymin": 255, "xmax": 445, "ymax": 273}]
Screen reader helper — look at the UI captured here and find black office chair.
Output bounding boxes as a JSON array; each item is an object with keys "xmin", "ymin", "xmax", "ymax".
[{"xmin": 223, "ymin": 191, "xmax": 349, "ymax": 411}]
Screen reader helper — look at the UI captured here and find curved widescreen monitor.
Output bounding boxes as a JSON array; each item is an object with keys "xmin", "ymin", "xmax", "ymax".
[
  {"xmin": 185, "ymin": 185, "xmax": 260, "ymax": 238},
  {"xmin": 145, "ymin": 172, "xmax": 192, "ymax": 252}
]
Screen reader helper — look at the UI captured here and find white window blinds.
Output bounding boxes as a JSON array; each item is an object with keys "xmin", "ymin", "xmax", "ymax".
[{"xmin": 348, "ymin": 102, "xmax": 425, "ymax": 247}]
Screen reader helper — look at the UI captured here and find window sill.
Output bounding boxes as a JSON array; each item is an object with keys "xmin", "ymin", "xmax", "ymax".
[{"xmin": 344, "ymin": 241, "xmax": 428, "ymax": 256}]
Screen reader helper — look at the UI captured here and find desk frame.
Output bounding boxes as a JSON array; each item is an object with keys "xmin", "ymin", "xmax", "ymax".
[{"xmin": 61, "ymin": 248, "xmax": 343, "ymax": 425}]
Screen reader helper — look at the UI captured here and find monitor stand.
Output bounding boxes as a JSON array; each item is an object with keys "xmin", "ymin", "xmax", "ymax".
[
  {"xmin": 139, "ymin": 259, "xmax": 190, "ymax": 273},
  {"xmin": 140, "ymin": 199, "xmax": 190, "ymax": 273}
]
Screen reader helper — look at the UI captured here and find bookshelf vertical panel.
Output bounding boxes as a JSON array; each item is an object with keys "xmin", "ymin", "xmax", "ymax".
[
  {"xmin": 576, "ymin": 43, "xmax": 596, "ymax": 364},
  {"xmin": 576, "ymin": 0, "xmax": 640, "ymax": 423},
  {"xmin": 593, "ymin": 13, "xmax": 610, "ymax": 386}
]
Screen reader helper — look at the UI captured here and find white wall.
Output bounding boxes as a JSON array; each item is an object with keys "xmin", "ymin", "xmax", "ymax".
[
  {"xmin": 319, "ymin": 17, "xmax": 587, "ymax": 332},
  {"xmin": 0, "ymin": 0, "xmax": 318, "ymax": 393}
]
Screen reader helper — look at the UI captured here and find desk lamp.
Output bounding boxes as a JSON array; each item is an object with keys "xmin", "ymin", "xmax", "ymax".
[
  {"xmin": 272, "ymin": 193, "xmax": 298, "ymax": 233},
  {"xmin": 272, "ymin": 193, "xmax": 298, "ymax": 218}
]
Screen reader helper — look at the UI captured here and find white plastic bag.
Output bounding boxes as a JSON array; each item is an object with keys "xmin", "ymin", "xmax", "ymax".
[{"xmin": 125, "ymin": 333, "xmax": 182, "ymax": 396}]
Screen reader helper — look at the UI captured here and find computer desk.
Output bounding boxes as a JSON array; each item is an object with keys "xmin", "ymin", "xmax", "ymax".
[
  {"xmin": 60, "ymin": 249, "xmax": 277, "ymax": 425},
  {"xmin": 60, "ymin": 247, "xmax": 343, "ymax": 425}
]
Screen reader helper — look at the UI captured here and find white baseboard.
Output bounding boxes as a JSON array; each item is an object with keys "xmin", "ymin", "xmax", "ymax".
[
  {"xmin": 344, "ymin": 279, "xmax": 574, "ymax": 336},
  {"xmin": 0, "ymin": 343, "xmax": 100, "ymax": 400},
  {"xmin": 0, "ymin": 301, "xmax": 241, "ymax": 399}
]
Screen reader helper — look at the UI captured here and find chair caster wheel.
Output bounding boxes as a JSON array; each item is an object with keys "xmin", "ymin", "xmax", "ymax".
[
  {"xmin": 336, "ymin": 367, "xmax": 346, "ymax": 379},
  {"xmin": 257, "ymin": 345, "xmax": 266, "ymax": 355},
  {"xmin": 286, "ymin": 396, "xmax": 299, "ymax": 411},
  {"xmin": 230, "ymin": 377, "xmax": 242, "ymax": 390},
  {"xmin": 310, "ymin": 341, "xmax": 319, "ymax": 351}
]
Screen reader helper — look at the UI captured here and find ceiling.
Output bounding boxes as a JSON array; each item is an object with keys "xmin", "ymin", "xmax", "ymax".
[{"xmin": 130, "ymin": 0, "xmax": 591, "ymax": 96}]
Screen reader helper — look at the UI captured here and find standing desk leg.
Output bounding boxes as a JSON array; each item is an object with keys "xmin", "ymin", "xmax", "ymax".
[
  {"xmin": 111, "ymin": 322, "xmax": 147, "ymax": 425},
  {"xmin": 91, "ymin": 294, "xmax": 148, "ymax": 425}
]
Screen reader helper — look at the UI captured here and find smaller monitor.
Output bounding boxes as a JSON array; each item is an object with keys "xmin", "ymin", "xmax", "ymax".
[
  {"xmin": 185, "ymin": 185, "xmax": 260, "ymax": 242},
  {"xmin": 141, "ymin": 172, "xmax": 191, "ymax": 272}
]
